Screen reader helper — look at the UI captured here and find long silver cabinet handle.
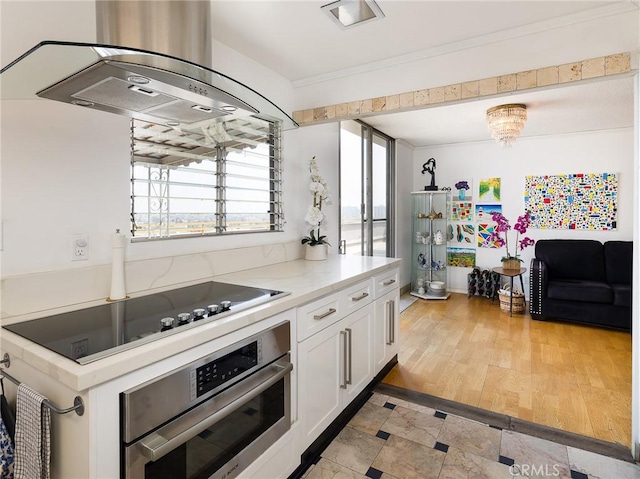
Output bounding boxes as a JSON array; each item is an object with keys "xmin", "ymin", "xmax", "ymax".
[
  {"xmin": 386, "ymin": 300, "xmax": 393, "ymax": 345},
  {"xmin": 314, "ymin": 308, "xmax": 337, "ymax": 320},
  {"xmin": 382, "ymin": 279, "xmax": 396, "ymax": 286},
  {"xmin": 340, "ymin": 330, "xmax": 348, "ymax": 389},
  {"xmin": 139, "ymin": 362, "xmax": 293, "ymax": 462},
  {"xmin": 346, "ymin": 328, "xmax": 352, "ymax": 385},
  {"xmin": 390, "ymin": 299, "xmax": 395, "ymax": 345},
  {"xmin": 351, "ymin": 292, "xmax": 369, "ymax": 302}
]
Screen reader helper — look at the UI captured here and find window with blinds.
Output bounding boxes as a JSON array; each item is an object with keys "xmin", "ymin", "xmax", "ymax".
[{"xmin": 130, "ymin": 117, "xmax": 283, "ymax": 239}]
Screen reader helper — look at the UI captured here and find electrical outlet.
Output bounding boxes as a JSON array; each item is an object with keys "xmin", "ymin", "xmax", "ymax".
[
  {"xmin": 72, "ymin": 234, "xmax": 89, "ymax": 261},
  {"xmin": 71, "ymin": 339, "xmax": 89, "ymax": 359}
]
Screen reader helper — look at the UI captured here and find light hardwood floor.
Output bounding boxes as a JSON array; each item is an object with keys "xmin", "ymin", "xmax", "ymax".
[{"xmin": 382, "ymin": 292, "xmax": 632, "ymax": 447}]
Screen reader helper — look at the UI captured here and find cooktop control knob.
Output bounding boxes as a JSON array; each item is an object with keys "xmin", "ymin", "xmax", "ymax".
[
  {"xmin": 193, "ymin": 308, "xmax": 206, "ymax": 321},
  {"xmin": 207, "ymin": 304, "xmax": 219, "ymax": 315},
  {"xmin": 177, "ymin": 312, "xmax": 192, "ymax": 326},
  {"xmin": 220, "ymin": 300, "xmax": 231, "ymax": 311},
  {"xmin": 160, "ymin": 317, "xmax": 174, "ymax": 331}
]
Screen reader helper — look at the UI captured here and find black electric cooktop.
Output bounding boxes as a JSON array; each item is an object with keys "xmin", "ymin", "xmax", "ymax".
[{"xmin": 3, "ymin": 281, "xmax": 289, "ymax": 365}]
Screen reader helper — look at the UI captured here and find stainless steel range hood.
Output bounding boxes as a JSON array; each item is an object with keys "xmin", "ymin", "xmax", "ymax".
[{"xmin": 0, "ymin": 1, "xmax": 297, "ymax": 130}]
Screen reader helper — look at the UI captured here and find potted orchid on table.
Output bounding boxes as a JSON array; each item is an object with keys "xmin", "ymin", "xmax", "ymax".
[
  {"xmin": 489, "ymin": 211, "xmax": 535, "ymax": 270},
  {"xmin": 302, "ymin": 156, "xmax": 331, "ymax": 260}
]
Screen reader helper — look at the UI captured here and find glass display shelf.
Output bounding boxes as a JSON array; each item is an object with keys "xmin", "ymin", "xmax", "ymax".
[{"xmin": 410, "ymin": 191, "xmax": 450, "ymax": 300}]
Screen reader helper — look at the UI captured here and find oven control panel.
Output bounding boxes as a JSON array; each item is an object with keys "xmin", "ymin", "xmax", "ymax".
[{"xmin": 190, "ymin": 339, "xmax": 261, "ymax": 400}]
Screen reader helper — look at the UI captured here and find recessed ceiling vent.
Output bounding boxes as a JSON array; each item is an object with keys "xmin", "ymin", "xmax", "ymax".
[{"xmin": 321, "ymin": 0, "xmax": 385, "ymax": 29}]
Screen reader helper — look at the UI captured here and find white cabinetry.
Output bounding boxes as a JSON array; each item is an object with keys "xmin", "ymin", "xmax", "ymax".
[
  {"xmin": 297, "ymin": 279, "xmax": 371, "ymax": 342},
  {"xmin": 297, "ymin": 285, "xmax": 373, "ymax": 450},
  {"xmin": 341, "ymin": 304, "xmax": 373, "ymax": 404},
  {"xmin": 373, "ymin": 288, "xmax": 399, "ymax": 374},
  {"xmin": 372, "ymin": 268, "xmax": 400, "ymax": 375}
]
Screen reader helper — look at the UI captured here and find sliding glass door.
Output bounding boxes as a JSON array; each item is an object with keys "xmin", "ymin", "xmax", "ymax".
[{"xmin": 339, "ymin": 120, "xmax": 394, "ymax": 257}]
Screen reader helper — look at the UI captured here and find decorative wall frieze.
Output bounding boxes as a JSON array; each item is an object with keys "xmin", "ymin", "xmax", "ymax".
[{"xmin": 292, "ymin": 52, "xmax": 632, "ymax": 127}]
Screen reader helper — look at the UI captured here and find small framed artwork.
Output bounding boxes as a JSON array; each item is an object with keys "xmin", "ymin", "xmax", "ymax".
[
  {"xmin": 477, "ymin": 223, "xmax": 500, "ymax": 248},
  {"xmin": 451, "ymin": 201, "xmax": 473, "ymax": 221},
  {"xmin": 447, "ymin": 247, "xmax": 476, "ymax": 267},
  {"xmin": 453, "ymin": 178, "xmax": 472, "ymax": 201},
  {"xmin": 478, "ymin": 177, "xmax": 501, "ymax": 203},
  {"xmin": 475, "ymin": 204, "xmax": 502, "ymax": 222},
  {"xmin": 448, "ymin": 223, "xmax": 474, "ymax": 244}
]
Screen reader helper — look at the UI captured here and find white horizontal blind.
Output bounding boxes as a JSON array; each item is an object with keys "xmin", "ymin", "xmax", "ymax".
[{"xmin": 130, "ymin": 117, "xmax": 283, "ymax": 239}]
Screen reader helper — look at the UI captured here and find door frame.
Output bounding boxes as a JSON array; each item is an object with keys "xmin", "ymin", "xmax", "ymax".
[{"xmin": 338, "ymin": 119, "xmax": 396, "ymax": 257}]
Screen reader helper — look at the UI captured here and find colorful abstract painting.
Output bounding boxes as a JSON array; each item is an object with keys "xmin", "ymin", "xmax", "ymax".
[
  {"xmin": 447, "ymin": 247, "xmax": 476, "ymax": 267},
  {"xmin": 477, "ymin": 223, "xmax": 500, "ymax": 248},
  {"xmin": 448, "ymin": 223, "xmax": 474, "ymax": 244},
  {"xmin": 524, "ymin": 173, "xmax": 618, "ymax": 230},
  {"xmin": 475, "ymin": 204, "xmax": 502, "ymax": 222},
  {"xmin": 478, "ymin": 177, "xmax": 501, "ymax": 202},
  {"xmin": 451, "ymin": 201, "xmax": 473, "ymax": 221}
]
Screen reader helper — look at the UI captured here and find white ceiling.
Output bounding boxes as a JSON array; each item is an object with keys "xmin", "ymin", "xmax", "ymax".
[{"xmin": 211, "ymin": 1, "xmax": 636, "ymax": 147}]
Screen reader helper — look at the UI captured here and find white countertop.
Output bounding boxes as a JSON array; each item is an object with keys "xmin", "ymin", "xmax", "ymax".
[{"xmin": 1, "ymin": 255, "xmax": 401, "ymax": 391}]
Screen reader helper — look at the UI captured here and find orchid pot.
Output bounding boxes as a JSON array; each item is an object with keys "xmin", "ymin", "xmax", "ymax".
[{"xmin": 304, "ymin": 243, "xmax": 328, "ymax": 261}]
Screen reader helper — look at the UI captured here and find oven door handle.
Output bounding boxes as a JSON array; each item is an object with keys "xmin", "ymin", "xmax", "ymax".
[{"xmin": 138, "ymin": 361, "xmax": 293, "ymax": 462}]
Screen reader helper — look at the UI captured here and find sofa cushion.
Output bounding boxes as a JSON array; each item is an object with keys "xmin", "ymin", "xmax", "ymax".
[
  {"xmin": 535, "ymin": 240, "xmax": 605, "ymax": 282},
  {"xmin": 611, "ymin": 283, "xmax": 631, "ymax": 308},
  {"xmin": 604, "ymin": 241, "xmax": 632, "ymax": 285},
  {"xmin": 547, "ymin": 280, "xmax": 613, "ymax": 304}
]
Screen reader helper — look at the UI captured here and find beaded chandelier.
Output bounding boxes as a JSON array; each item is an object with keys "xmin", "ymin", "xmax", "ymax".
[{"xmin": 486, "ymin": 104, "xmax": 527, "ymax": 147}]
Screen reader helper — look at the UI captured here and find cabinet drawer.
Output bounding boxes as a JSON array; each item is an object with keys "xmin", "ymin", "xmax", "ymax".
[
  {"xmin": 374, "ymin": 268, "xmax": 399, "ymax": 298},
  {"xmin": 296, "ymin": 279, "xmax": 372, "ymax": 342},
  {"xmin": 341, "ymin": 279, "xmax": 373, "ymax": 316},
  {"xmin": 297, "ymin": 291, "xmax": 342, "ymax": 342}
]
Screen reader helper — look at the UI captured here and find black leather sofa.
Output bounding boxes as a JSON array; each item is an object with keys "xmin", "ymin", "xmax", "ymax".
[{"xmin": 529, "ymin": 239, "xmax": 632, "ymax": 331}]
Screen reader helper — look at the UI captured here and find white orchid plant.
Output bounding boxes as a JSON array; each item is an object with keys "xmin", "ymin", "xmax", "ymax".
[{"xmin": 302, "ymin": 156, "xmax": 331, "ymax": 246}]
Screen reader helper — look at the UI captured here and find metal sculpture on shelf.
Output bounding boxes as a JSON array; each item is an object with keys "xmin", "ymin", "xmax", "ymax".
[{"xmin": 422, "ymin": 157, "xmax": 438, "ymax": 191}]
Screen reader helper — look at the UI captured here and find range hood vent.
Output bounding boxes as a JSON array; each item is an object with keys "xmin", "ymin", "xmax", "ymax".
[
  {"xmin": 0, "ymin": 1, "xmax": 297, "ymax": 130},
  {"xmin": 96, "ymin": 0, "xmax": 213, "ymax": 69}
]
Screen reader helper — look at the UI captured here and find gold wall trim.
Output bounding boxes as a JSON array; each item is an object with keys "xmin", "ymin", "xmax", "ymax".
[{"xmin": 293, "ymin": 52, "xmax": 631, "ymax": 126}]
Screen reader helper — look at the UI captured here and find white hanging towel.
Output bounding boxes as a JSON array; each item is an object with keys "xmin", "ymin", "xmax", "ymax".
[{"xmin": 14, "ymin": 384, "xmax": 50, "ymax": 479}]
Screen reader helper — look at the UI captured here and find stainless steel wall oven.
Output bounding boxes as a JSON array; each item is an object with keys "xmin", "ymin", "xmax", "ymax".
[{"xmin": 121, "ymin": 321, "xmax": 291, "ymax": 479}]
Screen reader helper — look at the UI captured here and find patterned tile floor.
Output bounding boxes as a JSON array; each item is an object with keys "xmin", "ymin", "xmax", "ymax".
[{"xmin": 301, "ymin": 392, "xmax": 640, "ymax": 479}]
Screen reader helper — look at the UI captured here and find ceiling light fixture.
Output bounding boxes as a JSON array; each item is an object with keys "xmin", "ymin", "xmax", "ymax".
[
  {"xmin": 321, "ymin": 0, "xmax": 385, "ymax": 29},
  {"xmin": 486, "ymin": 104, "xmax": 527, "ymax": 147}
]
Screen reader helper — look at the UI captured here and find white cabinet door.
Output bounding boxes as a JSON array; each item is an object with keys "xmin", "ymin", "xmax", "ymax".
[
  {"xmin": 298, "ymin": 303, "xmax": 375, "ymax": 450},
  {"xmin": 373, "ymin": 289, "xmax": 400, "ymax": 375},
  {"xmin": 342, "ymin": 303, "xmax": 373, "ymax": 404},
  {"xmin": 297, "ymin": 319, "xmax": 343, "ymax": 449}
]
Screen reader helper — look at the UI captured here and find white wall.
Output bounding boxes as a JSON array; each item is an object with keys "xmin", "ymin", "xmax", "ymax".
[
  {"xmin": 409, "ymin": 128, "xmax": 634, "ymax": 294},
  {"xmin": 290, "ymin": 123, "xmax": 341, "ymax": 249}
]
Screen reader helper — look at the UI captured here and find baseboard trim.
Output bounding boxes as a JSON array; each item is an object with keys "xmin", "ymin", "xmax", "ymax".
[{"xmin": 375, "ymin": 383, "xmax": 635, "ymax": 464}]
